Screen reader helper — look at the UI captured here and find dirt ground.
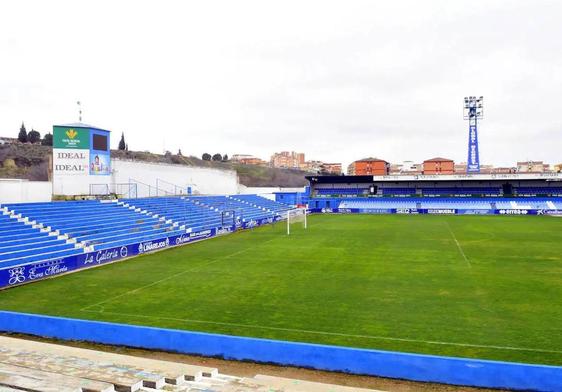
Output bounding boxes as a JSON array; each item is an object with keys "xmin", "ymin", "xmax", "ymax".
[{"xmin": 1, "ymin": 333, "xmax": 506, "ymax": 391}]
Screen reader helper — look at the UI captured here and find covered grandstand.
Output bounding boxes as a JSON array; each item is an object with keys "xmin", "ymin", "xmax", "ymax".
[{"xmin": 306, "ymin": 172, "xmax": 562, "ymax": 214}]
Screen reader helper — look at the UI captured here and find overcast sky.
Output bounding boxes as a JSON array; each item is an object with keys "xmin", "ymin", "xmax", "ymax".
[{"xmin": 1, "ymin": 0, "xmax": 561, "ymax": 168}]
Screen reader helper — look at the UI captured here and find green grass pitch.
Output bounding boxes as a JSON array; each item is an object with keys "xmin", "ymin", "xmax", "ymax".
[{"xmin": 1, "ymin": 214, "xmax": 561, "ymax": 366}]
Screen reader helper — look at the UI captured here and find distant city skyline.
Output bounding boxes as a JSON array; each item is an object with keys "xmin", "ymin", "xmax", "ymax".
[
  {"xmin": 237, "ymin": 150, "xmax": 557, "ymax": 169},
  {"xmin": 1, "ymin": 1, "xmax": 561, "ymax": 169},
  {"xmin": 232, "ymin": 149, "xmax": 558, "ymax": 175}
]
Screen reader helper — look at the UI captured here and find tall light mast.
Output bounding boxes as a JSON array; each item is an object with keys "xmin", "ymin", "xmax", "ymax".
[{"xmin": 463, "ymin": 96, "xmax": 483, "ymax": 173}]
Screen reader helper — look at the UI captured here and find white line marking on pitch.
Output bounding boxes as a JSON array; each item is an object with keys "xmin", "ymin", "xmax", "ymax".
[
  {"xmin": 445, "ymin": 221, "xmax": 471, "ymax": 267},
  {"xmin": 81, "ymin": 236, "xmax": 279, "ymax": 311},
  {"xmin": 79, "ymin": 309, "xmax": 562, "ymax": 355}
]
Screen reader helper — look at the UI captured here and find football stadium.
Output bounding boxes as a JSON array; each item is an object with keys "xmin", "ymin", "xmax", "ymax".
[
  {"xmin": 2, "ymin": 2, "xmax": 562, "ymax": 391},
  {"xmin": 0, "ymin": 121, "xmax": 562, "ymax": 391}
]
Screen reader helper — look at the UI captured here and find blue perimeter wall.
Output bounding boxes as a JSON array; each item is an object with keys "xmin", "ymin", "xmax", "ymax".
[
  {"xmin": 0, "ymin": 311, "xmax": 561, "ymax": 391},
  {"xmin": 309, "ymin": 207, "xmax": 560, "ymax": 215}
]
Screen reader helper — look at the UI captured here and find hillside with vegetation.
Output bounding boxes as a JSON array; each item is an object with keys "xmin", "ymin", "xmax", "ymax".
[
  {"xmin": 0, "ymin": 143, "xmax": 50, "ymax": 181},
  {"xmin": 0, "ymin": 142, "xmax": 310, "ymax": 187}
]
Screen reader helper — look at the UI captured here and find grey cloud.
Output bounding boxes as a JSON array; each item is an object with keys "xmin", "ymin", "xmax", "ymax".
[{"xmin": 0, "ymin": 0, "xmax": 560, "ymax": 168}]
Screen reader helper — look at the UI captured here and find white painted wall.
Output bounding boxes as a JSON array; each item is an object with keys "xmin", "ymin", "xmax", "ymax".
[
  {"xmin": 54, "ymin": 170, "xmax": 108, "ymax": 196},
  {"xmin": 51, "ymin": 158, "xmax": 239, "ymax": 197},
  {"xmin": 0, "ymin": 179, "xmax": 52, "ymax": 204},
  {"xmin": 112, "ymin": 159, "xmax": 239, "ymax": 197},
  {"xmin": 2, "ymin": 161, "xmax": 302, "ymax": 204}
]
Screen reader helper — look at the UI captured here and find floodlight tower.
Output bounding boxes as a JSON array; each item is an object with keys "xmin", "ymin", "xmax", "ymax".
[{"xmin": 463, "ymin": 96, "xmax": 483, "ymax": 173}]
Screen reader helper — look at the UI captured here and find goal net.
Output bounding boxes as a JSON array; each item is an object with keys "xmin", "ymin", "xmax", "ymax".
[{"xmin": 287, "ymin": 208, "xmax": 307, "ymax": 235}]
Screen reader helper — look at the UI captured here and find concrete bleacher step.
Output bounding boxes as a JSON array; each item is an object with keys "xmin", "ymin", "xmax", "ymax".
[
  {"xmin": 0, "ymin": 337, "xmax": 385, "ymax": 392},
  {"xmin": 0, "ymin": 206, "xmax": 91, "ymax": 257},
  {"xmin": 0, "ymin": 387, "xmax": 25, "ymax": 392},
  {"xmin": 250, "ymin": 374, "xmax": 384, "ymax": 392},
  {"xmin": 159, "ymin": 377, "xmax": 278, "ymax": 392},
  {"xmin": 138, "ymin": 384, "xmax": 259, "ymax": 392},
  {"xmin": 0, "ymin": 336, "xmax": 217, "ymax": 389},
  {"xmin": 0, "ymin": 362, "xmax": 116, "ymax": 392},
  {"xmin": 0, "ymin": 344, "xmax": 154, "ymax": 391},
  {"xmin": 137, "ymin": 377, "xmax": 239, "ymax": 392},
  {"xmin": 142, "ymin": 372, "xmax": 386, "ymax": 392},
  {"xmin": 181, "ymin": 374, "xmax": 386, "ymax": 392}
]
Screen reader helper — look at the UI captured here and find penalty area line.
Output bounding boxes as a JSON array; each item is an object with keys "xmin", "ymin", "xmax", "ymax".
[
  {"xmin": 79, "ymin": 309, "xmax": 562, "ymax": 355},
  {"xmin": 445, "ymin": 221, "xmax": 471, "ymax": 268},
  {"xmin": 81, "ymin": 236, "xmax": 279, "ymax": 312}
]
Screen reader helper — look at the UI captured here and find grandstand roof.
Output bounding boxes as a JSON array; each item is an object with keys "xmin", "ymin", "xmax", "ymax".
[{"xmin": 307, "ymin": 172, "xmax": 562, "ymax": 183}]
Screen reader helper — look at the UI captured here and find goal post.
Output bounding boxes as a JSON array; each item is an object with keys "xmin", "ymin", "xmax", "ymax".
[{"xmin": 287, "ymin": 207, "xmax": 307, "ymax": 235}]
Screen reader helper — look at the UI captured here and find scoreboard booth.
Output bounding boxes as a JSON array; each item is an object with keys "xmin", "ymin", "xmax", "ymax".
[{"xmin": 52, "ymin": 123, "xmax": 111, "ymax": 196}]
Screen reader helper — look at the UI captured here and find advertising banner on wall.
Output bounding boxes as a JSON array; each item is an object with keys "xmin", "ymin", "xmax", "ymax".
[
  {"xmin": 89, "ymin": 152, "xmax": 111, "ymax": 175},
  {"xmin": 53, "ymin": 126, "xmax": 91, "ymax": 176},
  {"xmin": 53, "ymin": 126, "xmax": 90, "ymax": 149},
  {"xmin": 309, "ymin": 208, "xmax": 548, "ymax": 216},
  {"xmin": 53, "ymin": 149, "xmax": 90, "ymax": 176}
]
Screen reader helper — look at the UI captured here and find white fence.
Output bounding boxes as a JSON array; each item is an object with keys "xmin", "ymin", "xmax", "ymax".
[{"xmin": 0, "ymin": 179, "xmax": 52, "ymax": 204}]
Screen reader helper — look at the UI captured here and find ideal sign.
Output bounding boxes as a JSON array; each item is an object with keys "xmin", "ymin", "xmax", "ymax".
[
  {"xmin": 53, "ymin": 126, "xmax": 91, "ymax": 176},
  {"xmin": 53, "ymin": 150, "xmax": 89, "ymax": 176}
]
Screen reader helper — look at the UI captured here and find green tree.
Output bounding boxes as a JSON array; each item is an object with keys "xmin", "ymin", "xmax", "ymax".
[
  {"xmin": 118, "ymin": 132, "xmax": 126, "ymax": 150},
  {"xmin": 202, "ymin": 153, "xmax": 212, "ymax": 161},
  {"xmin": 28, "ymin": 129, "xmax": 41, "ymax": 144},
  {"xmin": 222, "ymin": 154, "xmax": 229, "ymax": 162},
  {"xmin": 41, "ymin": 133, "xmax": 53, "ymax": 146},
  {"xmin": 212, "ymin": 153, "xmax": 223, "ymax": 161},
  {"xmin": 18, "ymin": 122, "xmax": 27, "ymax": 143}
]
